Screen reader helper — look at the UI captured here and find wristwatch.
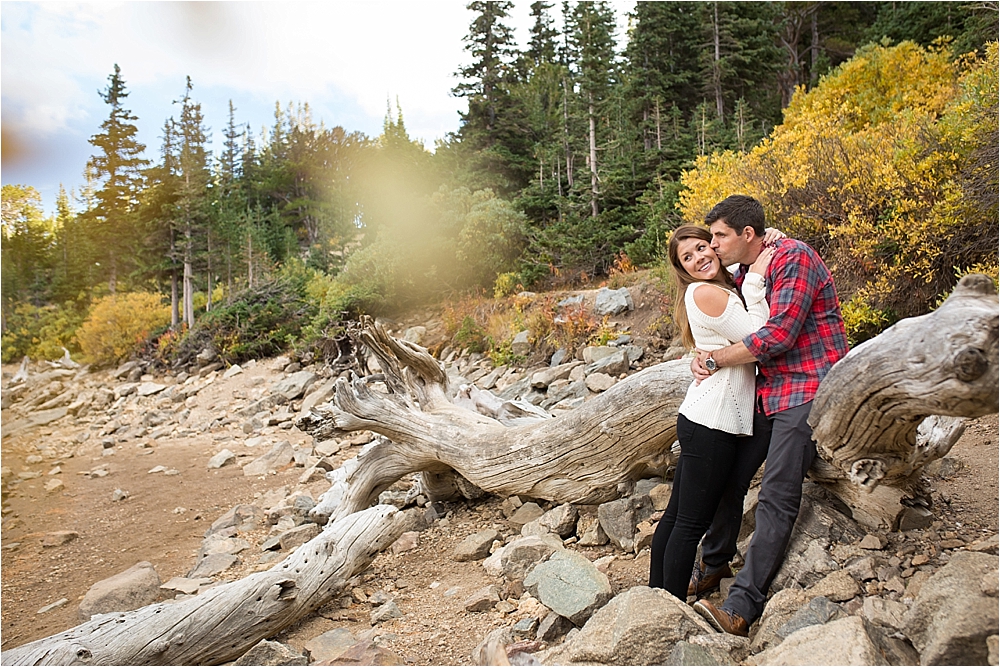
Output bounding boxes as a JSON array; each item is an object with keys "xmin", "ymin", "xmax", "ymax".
[{"xmin": 705, "ymin": 354, "xmax": 718, "ymax": 372}]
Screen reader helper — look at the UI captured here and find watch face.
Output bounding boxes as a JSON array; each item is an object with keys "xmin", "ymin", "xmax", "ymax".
[{"xmin": 705, "ymin": 358, "xmax": 717, "ymax": 371}]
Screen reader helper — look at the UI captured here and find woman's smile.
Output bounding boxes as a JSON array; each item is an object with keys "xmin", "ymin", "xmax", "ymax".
[{"xmin": 677, "ymin": 237, "xmax": 720, "ymax": 280}]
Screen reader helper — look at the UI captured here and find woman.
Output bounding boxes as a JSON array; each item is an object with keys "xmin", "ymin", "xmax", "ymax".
[{"xmin": 648, "ymin": 224, "xmax": 773, "ymax": 601}]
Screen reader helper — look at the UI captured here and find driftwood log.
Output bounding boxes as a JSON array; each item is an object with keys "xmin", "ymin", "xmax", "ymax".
[
  {"xmin": 307, "ymin": 274, "xmax": 998, "ymax": 529},
  {"xmin": 0, "ymin": 505, "xmax": 408, "ymax": 666}
]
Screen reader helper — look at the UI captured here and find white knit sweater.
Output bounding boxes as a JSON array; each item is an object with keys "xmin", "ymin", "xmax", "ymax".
[{"xmin": 677, "ymin": 273, "xmax": 769, "ymax": 435}]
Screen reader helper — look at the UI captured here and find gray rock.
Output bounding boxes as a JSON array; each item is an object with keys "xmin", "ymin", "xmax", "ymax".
[
  {"xmin": 37, "ymin": 598, "xmax": 70, "ymax": 614},
  {"xmin": 511, "ymin": 330, "xmax": 532, "ymax": 357},
  {"xmin": 523, "ymin": 550, "xmax": 612, "ymax": 626},
  {"xmin": 666, "ymin": 642, "xmax": 725, "ymax": 666},
  {"xmin": 300, "ymin": 379, "xmax": 335, "ymax": 415},
  {"xmin": 581, "ymin": 346, "xmax": 618, "ymax": 364},
  {"xmin": 584, "ymin": 372, "xmax": 616, "ymax": 393},
  {"xmin": 594, "ymin": 287, "xmax": 634, "ymax": 316},
  {"xmin": 78, "ymin": 561, "xmax": 161, "ymax": 621},
  {"xmin": 862, "ymin": 596, "xmax": 908, "ymax": 630},
  {"xmin": 233, "ymin": 639, "xmax": 307, "ymax": 666},
  {"xmin": 531, "ymin": 363, "xmax": 582, "ymax": 389},
  {"xmin": 136, "ymin": 382, "xmax": 167, "ymax": 397},
  {"xmin": 771, "ymin": 485, "xmax": 864, "ymax": 590},
  {"xmin": 846, "ymin": 556, "xmax": 879, "ymax": 581},
  {"xmin": 537, "ymin": 504, "xmax": 579, "ymax": 538},
  {"xmin": 303, "ymin": 628, "xmax": 356, "ymax": 664},
  {"xmin": 557, "ymin": 295, "xmax": 584, "ymax": 308},
  {"xmin": 207, "ymin": 504, "xmax": 264, "ymax": 536},
  {"xmin": 222, "ymin": 364, "xmax": 244, "ymax": 379},
  {"xmin": 597, "ymin": 495, "xmax": 652, "ymax": 552},
  {"xmin": 463, "ymin": 585, "xmax": 500, "ymax": 612},
  {"xmin": 371, "ymin": 599, "xmax": 403, "ymax": 624},
  {"xmin": 537, "ymin": 610, "xmax": 574, "ymax": 642},
  {"xmin": 688, "ymin": 634, "xmax": 751, "ymax": 665},
  {"xmin": 775, "ymin": 596, "xmax": 845, "ymax": 642},
  {"xmin": 278, "ymin": 523, "xmax": 320, "ymax": 551},
  {"xmin": 243, "ymin": 440, "xmax": 295, "ymax": 476},
  {"xmin": 538, "ymin": 586, "xmax": 712, "ymax": 665},
  {"xmin": 808, "ymin": 570, "xmax": 861, "ymax": 602},
  {"xmin": 755, "ymin": 616, "xmax": 888, "ymax": 666},
  {"xmin": 750, "ymin": 588, "xmax": 813, "ymax": 652},
  {"xmin": 453, "ymin": 529, "xmax": 501, "ymax": 562},
  {"xmin": 272, "ymin": 371, "xmax": 317, "ymax": 401},
  {"xmin": 584, "ymin": 349, "xmax": 630, "ymax": 378},
  {"xmin": 160, "ymin": 576, "xmax": 213, "ymax": 595},
  {"xmin": 576, "ymin": 511, "xmax": 609, "ymax": 546},
  {"xmin": 903, "ymin": 551, "xmax": 999, "ymax": 665},
  {"xmin": 495, "ymin": 535, "xmax": 564, "ymax": 582},
  {"xmin": 198, "ymin": 535, "xmax": 252, "ymax": 558},
  {"xmin": 208, "ymin": 449, "xmax": 236, "ymax": 469},
  {"xmin": 509, "ymin": 502, "xmax": 545, "ymax": 526},
  {"xmin": 989, "ymin": 635, "xmax": 998, "ymax": 666},
  {"xmin": 550, "ymin": 348, "xmax": 569, "ymax": 367},
  {"xmin": 187, "ymin": 553, "xmax": 239, "ymax": 578}
]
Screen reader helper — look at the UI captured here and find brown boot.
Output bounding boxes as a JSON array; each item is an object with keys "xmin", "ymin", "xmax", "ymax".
[
  {"xmin": 687, "ymin": 561, "xmax": 733, "ymax": 598},
  {"xmin": 693, "ymin": 599, "xmax": 749, "ymax": 637}
]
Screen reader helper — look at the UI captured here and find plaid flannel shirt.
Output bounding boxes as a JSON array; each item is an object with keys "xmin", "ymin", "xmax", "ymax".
[{"xmin": 734, "ymin": 238, "xmax": 848, "ymax": 416}]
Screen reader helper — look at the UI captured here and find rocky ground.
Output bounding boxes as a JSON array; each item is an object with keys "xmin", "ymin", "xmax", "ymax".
[{"xmin": 2, "ymin": 283, "xmax": 998, "ymax": 665}]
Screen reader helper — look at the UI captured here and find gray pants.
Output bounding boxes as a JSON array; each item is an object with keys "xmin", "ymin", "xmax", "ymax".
[{"xmin": 701, "ymin": 401, "xmax": 816, "ymax": 624}]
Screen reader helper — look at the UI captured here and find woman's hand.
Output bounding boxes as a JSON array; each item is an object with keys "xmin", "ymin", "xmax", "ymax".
[
  {"xmin": 748, "ymin": 246, "xmax": 775, "ymax": 276},
  {"xmin": 762, "ymin": 227, "xmax": 786, "ymax": 246}
]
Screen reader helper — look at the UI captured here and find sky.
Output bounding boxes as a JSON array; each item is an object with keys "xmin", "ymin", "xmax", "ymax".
[{"xmin": 2, "ymin": 1, "xmax": 635, "ymax": 215}]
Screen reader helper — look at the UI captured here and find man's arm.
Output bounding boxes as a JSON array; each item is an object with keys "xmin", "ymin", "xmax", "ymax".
[{"xmin": 691, "ymin": 343, "xmax": 758, "ymax": 380}]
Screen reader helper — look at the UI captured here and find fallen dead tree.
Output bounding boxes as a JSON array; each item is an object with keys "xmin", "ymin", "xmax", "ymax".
[
  {"xmin": 0, "ymin": 505, "xmax": 408, "ymax": 666},
  {"xmin": 306, "ymin": 274, "xmax": 998, "ymax": 529}
]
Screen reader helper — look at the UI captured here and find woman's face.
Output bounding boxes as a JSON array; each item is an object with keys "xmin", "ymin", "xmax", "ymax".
[{"xmin": 676, "ymin": 236, "xmax": 721, "ymax": 281}]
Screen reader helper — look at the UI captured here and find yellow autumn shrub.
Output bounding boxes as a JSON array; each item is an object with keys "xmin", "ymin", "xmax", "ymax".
[
  {"xmin": 678, "ymin": 41, "xmax": 997, "ymax": 337},
  {"xmin": 76, "ymin": 292, "xmax": 171, "ymax": 367}
]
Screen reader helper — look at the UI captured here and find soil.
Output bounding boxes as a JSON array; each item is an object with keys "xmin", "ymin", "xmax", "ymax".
[{"xmin": 1, "ymin": 286, "xmax": 997, "ymax": 664}]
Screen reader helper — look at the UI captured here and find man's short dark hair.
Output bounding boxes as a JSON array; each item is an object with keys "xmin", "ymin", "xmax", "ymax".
[{"xmin": 705, "ymin": 195, "xmax": 765, "ymax": 237}]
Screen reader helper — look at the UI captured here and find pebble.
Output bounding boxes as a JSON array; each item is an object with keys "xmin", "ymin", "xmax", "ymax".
[{"xmin": 36, "ymin": 598, "xmax": 69, "ymax": 614}]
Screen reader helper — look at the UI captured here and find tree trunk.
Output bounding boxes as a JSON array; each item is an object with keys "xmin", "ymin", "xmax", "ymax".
[
  {"xmin": 206, "ymin": 230, "xmax": 213, "ymax": 312},
  {"xmin": 183, "ymin": 222, "xmax": 194, "ymax": 329},
  {"xmin": 305, "ymin": 275, "xmax": 998, "ymax": 530},
  {"xmin": 0, "ymin": 505, "xmax": 409, "ymax": 666},
  {"xmin": 588, "ymin": 94, "xmax": 599, "ymax": 218},
  {"xmin": 712, "ymin": 2, "xmax": 724, "ymax": 122}
]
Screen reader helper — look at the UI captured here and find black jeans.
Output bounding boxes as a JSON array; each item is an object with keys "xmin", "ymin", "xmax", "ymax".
[{"xmin": 649, "ymin": 413, "xmax": 747, "ymax": 600}]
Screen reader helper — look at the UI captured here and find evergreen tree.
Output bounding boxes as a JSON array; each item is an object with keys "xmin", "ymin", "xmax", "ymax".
[
  {"xmin": 85, "ymin": 64, "xmax": 149, "ymax": 293},
  {"xmin": 567, "ymin": 0, "xmax": 619, "ymax": 217},
  {"xmin": 526, "ymin": 1, "xmax": 559, "ymax": 67}
]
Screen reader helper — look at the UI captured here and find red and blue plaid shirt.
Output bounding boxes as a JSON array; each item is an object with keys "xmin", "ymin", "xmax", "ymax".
[{"xmin": 734, "ymin": 239, "xmax": 848, "ymax": 416}]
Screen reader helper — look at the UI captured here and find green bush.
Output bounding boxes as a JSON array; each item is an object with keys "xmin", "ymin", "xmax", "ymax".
[
  {"xmin": 76, "ymin": 292, "xmax": 171, "ymax": 366},
  {"xmin": 1, "ymin": 300, "xmax": 87, "ymax": 363},
  {"xmin": 176, "ymin": 274, "xmax": 314, "ymax": 366}
]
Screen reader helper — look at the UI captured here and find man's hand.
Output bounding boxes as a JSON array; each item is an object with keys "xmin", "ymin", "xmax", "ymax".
[{"xmin": 691, "ymin": 349, "xmax": 713, "ymax": 382}]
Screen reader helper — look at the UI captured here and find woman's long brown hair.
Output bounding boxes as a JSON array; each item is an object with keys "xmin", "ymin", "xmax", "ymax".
[{"xmin": 668, "ymin": 224, "xmax": 738, "ymax": 349}]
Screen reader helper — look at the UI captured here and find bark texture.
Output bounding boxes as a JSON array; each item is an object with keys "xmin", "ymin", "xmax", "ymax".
[{"xmin": 0, "ymin": 505, "xmax": 408, "ymax": 666}]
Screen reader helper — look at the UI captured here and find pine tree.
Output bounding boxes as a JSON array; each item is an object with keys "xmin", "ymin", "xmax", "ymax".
[
  {"xmin": 85, "ymin": 64, "xmax": 149, "ymax": 293},
  {"xmin": 568, "ymin": 0, "xmax": 618, "ymax": 217},
  {"xmin": 174, "ymin": 77, "xmax": 211, "ymax": 326}
]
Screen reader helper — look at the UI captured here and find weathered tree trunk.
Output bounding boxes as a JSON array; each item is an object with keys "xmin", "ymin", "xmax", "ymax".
[
  {"xmin": 807, "ymin": 273, "xmax": 999, "ymax": 527},
  {"xmin": 306, "ymin": 275, "xmax": 998, "ymax": 530},
  {"xmin": 0, "ymin": 505, "xmax": 408, "ymax": 666}
]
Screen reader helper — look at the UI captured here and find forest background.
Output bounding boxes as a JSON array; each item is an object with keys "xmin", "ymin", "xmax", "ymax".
[{"xmin": 2, "ymin": 1, "xmax": 998, "ymax": 369}]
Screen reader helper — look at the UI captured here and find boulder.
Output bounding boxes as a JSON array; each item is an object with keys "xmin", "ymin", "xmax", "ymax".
[
  {"xmin": 538, "ymin": 586, "xmax": 712, "ymax": 665},
  {"xmin": 243, "ymin": 441, "xmax": 295, "ymax": 476},
  {"xmin": 491, "ymin": 535, "xmax": 564, "ymax": 582},
  {"xmin": 523, "ymin": 550, "xmax": 612, "ymax": 626},
  {"xmin": 751, "ymin": 616, "xmax": 888, "ymax": 666},
  {"xmin": 233, "ymin": 639, "xmax": 307, "ymax": 666},
  {"xmin": 78, "ymin": 561, "xmax": 161, "ymax": 621},
  {"xmin": 272, "ymin": 371, "xmax": 317, "ymax": 401},
  {"xmin": 594, "ymin": 287, "xmax": 634, "ymax": 316},
  {"xmin": 453, "ymin": 528, "xmax": 501, "ymax": 562},
  {"xmin": 187, "ymin": 553, "xmax": 239, "ymax": 578},
  {"xmin": 903, "ymin": 551, "xmax": 999, "ymax": 665},
  {"xmin": 208, "ymin": 449, "xmax": 237, "ymax": 469},
  {"xmin": 303, "ymin": 628, "xmax": 356, "ymax": 664}
]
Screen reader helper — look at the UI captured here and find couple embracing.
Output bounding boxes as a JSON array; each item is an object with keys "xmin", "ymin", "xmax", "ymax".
[{"xmin": 649, "ymin": 194, "xmax": 849, "ymax": 636}]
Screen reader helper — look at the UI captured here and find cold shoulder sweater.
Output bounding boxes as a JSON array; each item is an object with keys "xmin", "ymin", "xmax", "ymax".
[{"xmin": 677, "ymin": 273, "xmax": 769, "ymax": 435}]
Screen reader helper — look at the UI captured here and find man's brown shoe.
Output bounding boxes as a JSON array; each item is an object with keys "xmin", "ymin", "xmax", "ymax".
[
  {"xmin": 687, "ymin": 561, "xmax": 733, "ymax": 597},
  {"xmin": 693, "ymin": 599, "xmax": 749, "ymax": 637}
]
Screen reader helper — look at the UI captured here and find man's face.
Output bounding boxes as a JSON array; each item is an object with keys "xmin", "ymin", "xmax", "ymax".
[{"xmin": 710, "ymin": 220, "xmax": 752, "ymax": 265}]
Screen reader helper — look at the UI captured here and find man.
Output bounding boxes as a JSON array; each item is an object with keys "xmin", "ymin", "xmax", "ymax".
[{"xmin": 688, "ymin": 194, "xmax": 848, "ymax": 636}]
